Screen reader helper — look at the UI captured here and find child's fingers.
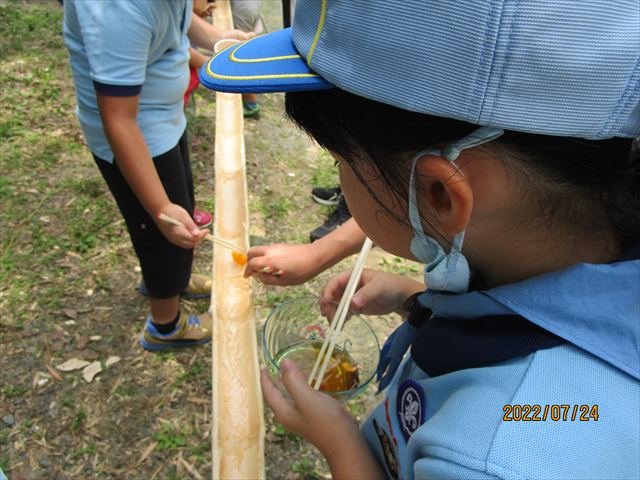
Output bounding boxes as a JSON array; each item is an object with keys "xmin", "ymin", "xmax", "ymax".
[
  {"xmin": 244, "ymin": 262, "xmax": 274, "ymax": 280},
  {"xmin": 247, "ymin": 245, "xmax": 268, "ymax": 260},
  {"xmin": 170, "ymin": 228, "xmax": 200, "ymax": 248},
  {"xmin": 245, "ymin": 255, "xmax": 270, "ymax": 276},
  {"xmin": 193, "ymin": 229, "xmax": 209, "ymax": 246},
  {"xmin": 261, "ymin": 369, "xmax": 298, "ymax": 427},
  {"xmin": 252, "ymin": 272, "xmax": 288, "ymax": 286},
  {"xmin": 280, "ymin": 359, "xmax": 316, "ymax": 403},
  {"xmin": 321, "ymin": 269, "xmax": 352, "ymax": 302}
]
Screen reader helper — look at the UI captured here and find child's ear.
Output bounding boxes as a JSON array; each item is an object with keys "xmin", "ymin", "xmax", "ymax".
[{"xmin": 415, "ymin": 155, "xmax": 473, "ymax": 237}]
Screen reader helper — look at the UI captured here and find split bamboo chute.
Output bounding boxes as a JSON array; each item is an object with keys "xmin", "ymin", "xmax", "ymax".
[{"xmin": 210, "ymin": 2, "xmax": 265, "ymax": 478}]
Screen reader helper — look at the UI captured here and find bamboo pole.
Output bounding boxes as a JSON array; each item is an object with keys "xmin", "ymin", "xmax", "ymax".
[{"xmin": 210, "ymin": 2, "xmax": 265, "ymax": 478}]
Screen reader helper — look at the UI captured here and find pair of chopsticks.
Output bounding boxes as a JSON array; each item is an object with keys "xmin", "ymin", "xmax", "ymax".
[
  {"xmin": 158, "ymin": 213, "xmax": 247, "ymax": 254},
  {"xmin": 308, "ymin": 237, "xmax": 374, "ymax": 390}
]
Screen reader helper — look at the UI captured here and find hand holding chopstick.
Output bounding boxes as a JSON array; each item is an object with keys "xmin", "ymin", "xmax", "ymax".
[{"xmin": 158, "ymin": 213, "xmax": 247, "ymax": 254}]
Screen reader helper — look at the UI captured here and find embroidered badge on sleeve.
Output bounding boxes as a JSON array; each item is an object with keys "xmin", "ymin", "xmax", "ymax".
[{"xmin": 396, "ymin": 379, "xmax": 426, "ymax": 441}]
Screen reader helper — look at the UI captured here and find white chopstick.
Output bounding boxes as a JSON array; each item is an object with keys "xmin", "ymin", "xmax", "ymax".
[
  {"xmin": 308, "ymin": 237, "xmax": 373, "ymax": 390},
  {"xmin": 158, "ymin": 213, "xmax": 247, "ymax": 254}
]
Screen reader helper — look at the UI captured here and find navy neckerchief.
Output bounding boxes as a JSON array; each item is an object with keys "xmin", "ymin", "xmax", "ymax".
[
  {"xmin": 409, "ymin": 241, "xmax": 639, "ymax": 378},
  {"xmin": 410, "ymin": 310, "xmax": 566, "ymax": 377}
]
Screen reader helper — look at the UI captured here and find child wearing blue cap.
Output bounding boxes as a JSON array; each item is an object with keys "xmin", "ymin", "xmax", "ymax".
[{"xmin": 201, "ymin": 1, "xmax": 639, "ymax": 478}]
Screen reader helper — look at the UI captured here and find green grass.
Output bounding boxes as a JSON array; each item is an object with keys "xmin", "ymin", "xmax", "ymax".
[
  {"xmin": 0, "ymin": 451, "xmax": 9, "ymax": 473},
  {"xmin": 0, "ymin": 18, "xmax": 116, "ymax": 326},
  {"xmin": 115, "ymin": 384, "xmax": 137, "ymax": 397},
  {"xmin": 0, "ymin": 2, "xmax": 64, "ymax": 57},
  {"xmin": 378, "ymin": 256, "xmax": 420, "ymax": 275},
  {"xmin": 174, "ymin": 360, "xmax": 205, "ymax": 387},
  {"xmin": 71, "ymin": 409, "xmax": 86, "ymax": 432},
  {"xmin": 153, "ymin": 423, "xmax": 187, "ymax": 451},
  {"xmin": 291, "ymin": 458, "xmax": 318, "ymax": 477},
  {"xmin": 310, "ymin": 150, "xmax": 339, "ymax": 188},
  {"xmin": 71, "ymin": 443, "xmax": 97, "ymax": 457},
  {"xmin": 3, "ymin": 385, "xmax": 28, "ymax": 398}
]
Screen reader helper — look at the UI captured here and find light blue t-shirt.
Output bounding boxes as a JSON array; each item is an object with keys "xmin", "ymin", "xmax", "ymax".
[
  {"xmin": 63, "ymin": 0, "xmax": 192, "ymax": 162},
  {"xmin": 364, "ymin": 257, "xmax": 640, "ymax": 479}
]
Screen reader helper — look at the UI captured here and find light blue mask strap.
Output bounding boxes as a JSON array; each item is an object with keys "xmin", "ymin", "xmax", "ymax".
[
  {"xmin": 408, "ymin": 148, "xmax": 438, "ymax": 235},
  {"xmin": 442, "ymin": 126, "xmax": 504, "ymax": 161},
  {"xmin": 408, "ymin": 126, "xmax": 504, "ymax": 234}
]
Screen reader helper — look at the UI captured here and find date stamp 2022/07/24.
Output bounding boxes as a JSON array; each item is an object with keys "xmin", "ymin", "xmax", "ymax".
[{"xmin": 503, "ymin": 404, "xmax": 599, "ymax": 422}]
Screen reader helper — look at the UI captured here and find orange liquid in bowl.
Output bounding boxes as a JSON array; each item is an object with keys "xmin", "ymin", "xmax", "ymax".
[{"xmin": 276, "ymin": 342, "xmax": 360, "ymax": 393}]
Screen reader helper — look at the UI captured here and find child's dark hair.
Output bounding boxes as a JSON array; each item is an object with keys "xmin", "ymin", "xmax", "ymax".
[{"xmin": 286, "ymin": 89, "xmax": 639, "ymax": 250}]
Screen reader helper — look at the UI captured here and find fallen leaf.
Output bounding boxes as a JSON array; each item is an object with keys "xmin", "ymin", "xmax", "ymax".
[
  {"xmin": 45, "ymin": 365, "xmax": 62, "ymax": 381},
  {"xmin": 49, "ymin": 340, "xmax": 66, "ymax": 352},
  {"xmin": 63, "ymin": 309, "xmax": 77, "ymax": 319},
  {"xmin": 64, "ymin": 350, "xmax": 99, "ymax": 361},
  {"xmin": 82, "ymin": 350, "xmax": 100, "ymax": 361},
  {"xmin": 82, "ymin": 361, "xmax": 102, "ymax": 382},
  {"xmin": 56, "ymin": 358, "xmax": 90, "ymax": 372},
  {"xmin": 75, "ymin": 336, "xmax": 89, "ymax": 350},
  {"xmin": 180, "ymin": 457, "xmax": 205, "ymax": 480},
  {"xmin": 149, "ymin": 465, "xmax": 163, "ymax": 480},
  {"xmin": 105, "ymin": 356, "xmax": 121, "ymax": 367},
  {"xmin": 265, "ymin": 431, "xmax": 283, "ymax": 443},
  {"xmin": 33, "ymin": 372, "xmax": 50, "ymax": 388},
  {"xmin": 137, "ymin": 441, "xmax": 158, "ymax": 466}
]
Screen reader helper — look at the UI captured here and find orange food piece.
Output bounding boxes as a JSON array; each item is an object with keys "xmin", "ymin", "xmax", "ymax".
[
  {"xmin": 319, "ymin": 358, "xmax": 360, "ymax": 392},
  {"xmin": 232, "ymin": 251, "xmax": 247, "ymax": 266},
  {"xmin": 340, "ymin": 361, "xmax": 358, "ymax": 373}
]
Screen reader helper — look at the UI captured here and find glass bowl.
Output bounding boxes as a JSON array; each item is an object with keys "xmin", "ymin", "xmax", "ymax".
[{"xmin": 261, "ymin": 296, "xmax": 380, "ymax": 401}]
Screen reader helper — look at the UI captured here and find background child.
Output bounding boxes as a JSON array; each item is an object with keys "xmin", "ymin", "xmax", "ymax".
[
  {"xmin": 63, "ymin": 0, "xmax": 250, "ymax": 351},
  {"xmin": 201, "ymin": 0, "xmax": 640, "ymax": 478}
]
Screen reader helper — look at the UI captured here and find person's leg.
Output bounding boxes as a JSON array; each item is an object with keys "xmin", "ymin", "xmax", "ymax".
[
  {"xmin": 231, "ymin": 0, "xmax": 261, "ymax": 32},
  {"xmin": 231, "ymin": 1, "xmax": 263, "ymax": 117},
  {"xmin": 94, "ymin": 133, "xmax": 194, "ymax": 324}
]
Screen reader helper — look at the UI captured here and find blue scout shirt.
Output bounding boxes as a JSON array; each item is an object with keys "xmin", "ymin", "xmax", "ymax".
[
  {"xmin": 63, "ymin": 0, "xmax": 192, "ymax": 162},
  {"xmin": 363, "ymin": 252, "xmax": 640, "ymax": 479}
]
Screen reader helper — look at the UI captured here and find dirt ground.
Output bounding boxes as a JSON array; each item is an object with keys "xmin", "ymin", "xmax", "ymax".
[{"xmin": 0, "ymin": 2, "xmax": 420, "ymax": 478}]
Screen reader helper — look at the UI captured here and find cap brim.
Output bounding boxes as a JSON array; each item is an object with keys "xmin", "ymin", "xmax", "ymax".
[{"xmin": 199, "ymin": 28, "xmax": 334, "ymax": 94}]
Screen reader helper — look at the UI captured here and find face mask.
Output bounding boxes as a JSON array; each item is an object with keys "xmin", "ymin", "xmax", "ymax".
[{"xmin": 408, "ymin": 127, "xmax": 504, "ymax": 293}]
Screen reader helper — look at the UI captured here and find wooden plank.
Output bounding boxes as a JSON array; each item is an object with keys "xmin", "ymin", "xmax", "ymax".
[{"xmin": 210, "ymin": 2, "xmax": 265, "ymax": 478}]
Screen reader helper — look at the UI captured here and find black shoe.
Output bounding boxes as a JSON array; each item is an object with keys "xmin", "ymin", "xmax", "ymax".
[
  {"xmin": 311, "ymin": 186, "xmax": 341, "ymax": 206},
  {"xmin": 309, "ymin": 195, "xmax": 352, "ymax": 242}
]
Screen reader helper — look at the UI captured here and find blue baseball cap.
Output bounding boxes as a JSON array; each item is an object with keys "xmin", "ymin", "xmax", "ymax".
[{"xmin": 200, "ymin": 0, "xmax": 640, "ymax": 140}]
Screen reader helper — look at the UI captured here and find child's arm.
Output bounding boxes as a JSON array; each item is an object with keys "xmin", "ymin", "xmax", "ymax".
[
  {"xmin": 96, "ymin": 94, "xmax": 207, "ymax": 247},
  {"xmin": 244, "ymin": 217, "xmax": 366, "ymax": 286},
  {"xmin": 261, "ymin": 360, "xmax": 386, "ymax": 480},
  {"xmin": 188, "ymin": 14, "xmax": 254, "ymax": 51},
  {"xmin": 189, "ymin": 47, "xmax": 209, "ymax": 70}
]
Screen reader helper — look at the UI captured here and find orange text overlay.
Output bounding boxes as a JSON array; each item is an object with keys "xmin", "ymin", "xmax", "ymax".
[{"xmin": 503, "ymin": 404, "xmax": 599, "ymax": 422}]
